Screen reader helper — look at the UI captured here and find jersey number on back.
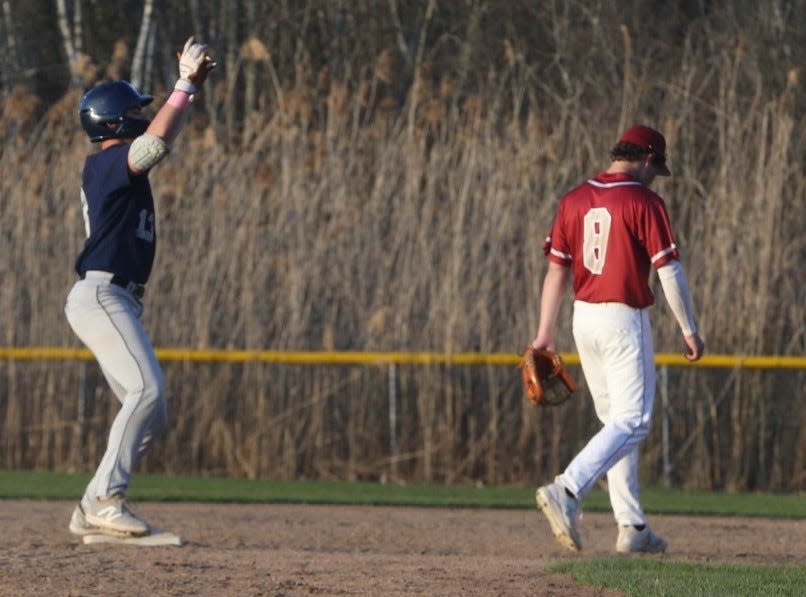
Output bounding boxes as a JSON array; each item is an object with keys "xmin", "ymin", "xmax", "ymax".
[{"xmin": 582, "ymin": 208, "xmax": 611, "ymax": 274}]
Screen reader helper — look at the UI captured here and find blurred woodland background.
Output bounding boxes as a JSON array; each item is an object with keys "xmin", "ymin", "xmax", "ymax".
[{"xmin": 0, "ymin": 1, "xmax": 803, "ymax": 491}]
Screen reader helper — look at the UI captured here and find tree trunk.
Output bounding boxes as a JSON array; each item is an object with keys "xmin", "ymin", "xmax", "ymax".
[
  {"xmin": 0, "ymin": 0, "xmax": 19, "ymax": 92},
  {"xmin": 55, "ymin": 0, "xmax": 77, "ymax": 82},
  {"xmin": 131, "ymin": 0, "xmax": 155, "ymax": 90},
  {"xmin": 72, "ymin": 0, "xmax": 83, "ymax": 55}
]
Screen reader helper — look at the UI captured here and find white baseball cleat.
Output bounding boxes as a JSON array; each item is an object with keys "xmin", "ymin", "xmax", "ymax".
[
  {"xmin": 80, "ymin": 494, "xmax": 150, "ymax": 536},
  {"xmin": 70, "ymin": 502, "xmax": 185, "ymax": 546},
  {"xmin": 536, "ymin": 479, "xmax": 582, "ymax": 552},
  {"xmin": 69, "ymin": 504, "xmax": 131, "ymax": 538},
  {"xmin": 616, "ymin": 524, "xmax": 668, "ymax": 553}
]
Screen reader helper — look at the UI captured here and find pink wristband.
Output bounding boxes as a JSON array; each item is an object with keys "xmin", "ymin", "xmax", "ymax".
[{"xmin": 167, "ymin": 90, "xmax": 192, "ymax": 109}]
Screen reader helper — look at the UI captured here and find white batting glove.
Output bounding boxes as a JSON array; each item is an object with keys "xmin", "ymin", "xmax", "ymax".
[
  {"xmin": 175, "ymin": 36, "xmax": 217, "ymax": 94},
  {"xmin": 179, "ymin": 37, "xmax": 207, "ymax": 78}
]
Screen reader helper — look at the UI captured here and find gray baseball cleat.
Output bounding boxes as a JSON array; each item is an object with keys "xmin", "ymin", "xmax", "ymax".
[
  {"xmin": 536, "ymin": 479, "xmax": 582, "ymax": 551},
  {"xmin": 80, "ymin": 494, "xmax": 150, "ymax": 536},
  {"xmin": 616, "ymin": 524, "xmax": 668, "ymax": 553}
]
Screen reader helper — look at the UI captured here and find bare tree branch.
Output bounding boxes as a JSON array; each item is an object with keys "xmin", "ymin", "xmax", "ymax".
[{"xmin": 388, "ymin": 0, "xmax": 413, "ymax": 68}]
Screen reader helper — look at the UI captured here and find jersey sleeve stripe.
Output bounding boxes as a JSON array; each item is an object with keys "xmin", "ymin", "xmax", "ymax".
[
  {"xmin": 650, "ymin": 244, "xmax": 678, "ymax": 264},
  {"xmin": 550, "ymin": 247, "xmax": 572, "ymax": 261}
]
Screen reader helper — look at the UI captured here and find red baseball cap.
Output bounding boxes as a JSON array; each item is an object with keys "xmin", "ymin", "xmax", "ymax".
[{"xmin": 618, "ymin": 125, "xmax": 671, "ymax": 176}]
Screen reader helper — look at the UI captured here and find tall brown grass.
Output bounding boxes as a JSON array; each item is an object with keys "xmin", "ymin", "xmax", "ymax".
[{"xmin": 0, "ymin": 2, "xmax": 803, "ymax": 490}]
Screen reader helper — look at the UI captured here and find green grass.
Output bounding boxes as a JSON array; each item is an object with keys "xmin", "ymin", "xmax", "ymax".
[
  {"xmin": 0, "ymin": 469, "xmax": 803, "ymax": 518},
  {"xmin": 0, "ymin": 470, "xmax": 532, "ymax": 507},
  {"xmin": 548, "ymin": 559, "xmax": 806, "ymax": 597}
]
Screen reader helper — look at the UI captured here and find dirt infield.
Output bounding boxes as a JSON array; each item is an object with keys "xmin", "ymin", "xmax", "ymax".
[{"xmin": 0, "ymin": 500, "xmax": 802, "ymax": 596}]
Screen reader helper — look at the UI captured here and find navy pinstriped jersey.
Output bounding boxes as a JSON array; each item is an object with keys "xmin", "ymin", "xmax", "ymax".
[{"xmin": 74, "ymin": 144, "xmax": 156, "ymax": 284}]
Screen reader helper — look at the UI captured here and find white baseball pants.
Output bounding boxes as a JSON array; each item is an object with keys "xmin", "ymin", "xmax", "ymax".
[
  {"xmin": 65, "ymin": 274, "xmax": 166, "ymax": 500},
  {"xmin": 558, "ymin": 300, "xmax": 656, "ymax": 526}
]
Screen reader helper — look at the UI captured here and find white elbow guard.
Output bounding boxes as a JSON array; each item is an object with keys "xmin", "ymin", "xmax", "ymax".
[
  {"xmin": 657, "ymin": 260, "xmax": 698, "ymax": 336},
  {"xmin": 129, "ymin": 133, "xmax": 169, "ymax": 171}
]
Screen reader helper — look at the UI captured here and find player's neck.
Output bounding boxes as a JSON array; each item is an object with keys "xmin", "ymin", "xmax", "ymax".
[
  {"xmin": 607, "ymin": 160, "xmax": 653, "ymax": 186},
  {"xmin": 99, "ymin": 138, "xmax": 130, "ymax": 150}
]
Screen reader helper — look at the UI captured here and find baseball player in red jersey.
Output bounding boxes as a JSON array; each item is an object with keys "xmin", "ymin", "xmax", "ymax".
[{"xmin": 531, "ymin": 125, "xmax": 704, "ymax": 553}]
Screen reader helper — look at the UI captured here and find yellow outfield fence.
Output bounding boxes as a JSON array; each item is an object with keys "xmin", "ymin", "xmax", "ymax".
[
  {"xmin": 1, "ymin": 346, "xmax": 803, "ymax": 489},
  {"xmin": 0, "ymin": 347, "xmax": 804, "ymax": 369}
]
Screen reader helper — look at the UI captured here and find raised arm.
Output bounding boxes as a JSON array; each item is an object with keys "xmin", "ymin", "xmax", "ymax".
[{"xmin": 128, "ymin": 37, "xmax": 216, "ymax": 174}]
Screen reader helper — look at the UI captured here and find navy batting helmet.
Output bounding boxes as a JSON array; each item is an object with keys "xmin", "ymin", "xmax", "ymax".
[{"xmin": 79, "ymin": 81, "xmax": 154, "ymax": 142}]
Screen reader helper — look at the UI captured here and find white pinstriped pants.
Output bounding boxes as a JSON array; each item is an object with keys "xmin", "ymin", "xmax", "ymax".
[
  {"xmin": 558, "ymin": 300, "xmax": 656, "ymax": 526},
  {"xmin": 65, "ymin": 274, "xmax": 166, "ymax": 500}
]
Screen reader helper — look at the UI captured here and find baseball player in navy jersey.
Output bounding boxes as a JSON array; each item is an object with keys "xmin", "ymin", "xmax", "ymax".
[
  {"xmin": 531, "ymin": 125, "xmax": 705, "ymax": 553},
  {"xmin": 65, "ymin": 38, "xmax": 215, "ymax": 538}
]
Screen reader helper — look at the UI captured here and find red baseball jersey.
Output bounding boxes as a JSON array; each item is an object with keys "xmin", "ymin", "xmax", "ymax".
[{"xmin": 543, "ymin": 172, "xmax": 679, "ymax": 308}]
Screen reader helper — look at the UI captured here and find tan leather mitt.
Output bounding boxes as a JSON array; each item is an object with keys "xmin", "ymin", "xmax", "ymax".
[{"xmin": 518, "ymin": 347, "xmax": 577, "ymax": 406}]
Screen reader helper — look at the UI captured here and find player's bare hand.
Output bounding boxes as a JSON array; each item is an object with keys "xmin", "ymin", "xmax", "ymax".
[
  {"xmin": 177, "ymin": 36, "xmax": 217, "ymax": 87},
  {"xmin": 530, "ymin": 334, "xmax": 555, "ymax": 354},
  {"xmin": 683, "ymin": 333, "xmax": 704, "ymax": 362}
]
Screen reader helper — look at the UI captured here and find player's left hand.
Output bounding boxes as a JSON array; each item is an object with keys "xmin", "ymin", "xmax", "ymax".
[
  {"xmin": 684, "ymin": 333, "xmax": 705, "ymax": 361},
  {"xmin": 177, "ymin": 36, "xmax": 217, "ymax": 87}
]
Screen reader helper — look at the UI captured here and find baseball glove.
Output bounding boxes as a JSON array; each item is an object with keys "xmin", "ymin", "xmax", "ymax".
[{"xmin": 518, "ymin": 347, "xmax": 577, "ymax": 407}]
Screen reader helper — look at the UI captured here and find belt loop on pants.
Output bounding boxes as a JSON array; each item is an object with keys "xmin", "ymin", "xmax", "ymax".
[{"xmin": 81, "ymin": 271, "xmax": 146, "ymax": 300}]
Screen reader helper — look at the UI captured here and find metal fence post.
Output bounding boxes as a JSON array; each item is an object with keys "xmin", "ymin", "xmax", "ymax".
[
  {"xmin": 388, "ymin": 362, "xmax": 398, "ymax": 472},
  {"xmin": 75, "ymin": 360, "xmax": 87, "ymax": 470},
  {"xmin": 660, "ymin": 364, "xmax": 671, "ymax": 488}
]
